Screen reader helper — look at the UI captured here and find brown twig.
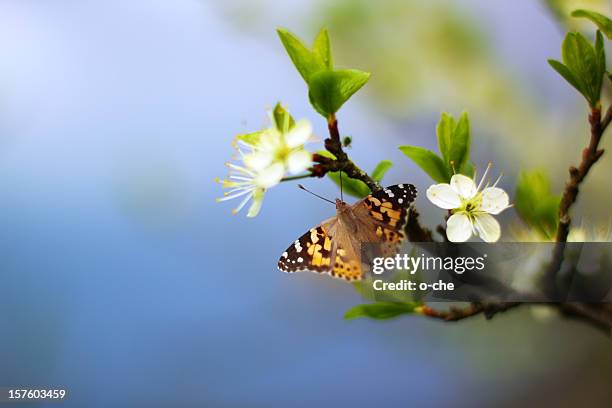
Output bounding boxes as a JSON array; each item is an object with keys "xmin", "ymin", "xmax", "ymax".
[
  {"xmin": 556, "ymin": 105, "xmax": 609, "ymax": 243},
  {"xmin": 541, "ymin": 105, "xmax": 611, "ymax": 297},
  {"xmin": 602, "ymin": 105, "xmax": 612, "ymax": 131},
  {"xmin": 558, "ymin": 303, "xmax": 612, "ymax": 336},
  {"xmin": 311, "ymin": 114, "xmax": 382, "ymax": 193},
  {"xmin": 419, "ymin": 302, "xmax": 520, "ymax": 321},
  {"xmin": 419, "ymin": 302, "xmax": 612, "ymax": 336},
  {"xmin": 406, "ymin": 207, "xmax": 434, "ymax": 242},
  {"xmin": 307, "ymin": 114, "xmax": 435, "ymax": 242}
]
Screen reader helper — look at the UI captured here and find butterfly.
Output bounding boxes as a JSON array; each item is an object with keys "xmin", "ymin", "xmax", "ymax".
[{"xmin": 277, "ymin": 184, "xmax": 417, "ymax": 281}]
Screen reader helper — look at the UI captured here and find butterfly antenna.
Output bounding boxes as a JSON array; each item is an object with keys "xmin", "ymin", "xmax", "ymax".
[
  {"xmin": 298, "ymin": 184, "xmax": 335, "ymax": 205},
  {"xmin": 340, "ymin": 171, "xmax": 344, "ymax": 203}
]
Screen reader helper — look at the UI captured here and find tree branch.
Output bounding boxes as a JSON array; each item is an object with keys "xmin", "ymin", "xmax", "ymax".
[
  {"xmin": 309, "ymin": 114, "xmax": 435, "ymax": 242},
  {"xmin": 558, "ymin": 303, "xmax": 612, "ymax": 336},
  {"xmin": 311, "ymin": 114, "xmax": 382, "ymax": 193},
  {"xmin": 406, "ymin": 207, "xmax": 434, "ymax": 242},
  {"xmin": 419, "ymin": 302, "xmax": 520, "ymax": 321},
  {"xmin": 541, "ymin": 104, "xmax": 610, "ymax": 297},
  {"xmin": 602, "ymin": 104, "xmax": 612, "ymax": 131},
  {"xmin": 556, "ymin": 105, "xmax": 609, "ymax": 243},
  {"xmin": 419, "ymin": 302, "xmax": 612, "ymax": 336},
  {"xmin": 423, "ymin": 104, "xmax": 612, "ymax": 334}
]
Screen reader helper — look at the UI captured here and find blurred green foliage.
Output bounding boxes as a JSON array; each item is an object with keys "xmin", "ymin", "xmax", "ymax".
[
  {"xmin": 572, "ymin": 9, "xmax": 612, "ymax": 38},
  {"xmin": 545, "ymin": 0, "xmax": 612, "ymax": 31},
  {"xmin": 514, "ymin": 170, "xmax": 561, "ymax": 240}
]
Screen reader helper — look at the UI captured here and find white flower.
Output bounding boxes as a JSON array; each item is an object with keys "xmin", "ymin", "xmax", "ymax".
[
  {"xmin": 426, "ymin": 166, "xmax": 511, "ymax": 242},
  {"xmin": 216, "ymin": 109, "xmax": 313, "ymax": 217},
  {"xmin": 216, "ymin": 139, "xmax": 284, "ymax": 217},
  {"xmin": 243, "ymin": 119, "xmax": 313, "ymax": 176}
]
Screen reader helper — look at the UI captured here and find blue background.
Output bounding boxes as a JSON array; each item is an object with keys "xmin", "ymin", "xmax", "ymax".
[{"xmin": 0, "ymin": 1, "xmax": 610, "ymax": 407}]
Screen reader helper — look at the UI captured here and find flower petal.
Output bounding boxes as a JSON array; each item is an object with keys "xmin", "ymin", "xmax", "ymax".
[
  {"xmin": 286, "ymin": 150, "xmax": 312, "ymax": 174},
  {"xmin": 232, "ymin": 191, "xmax": 253, "ymax": 214},
  {"xmin": 426, "ymin": 183, "xmax": 461, "ymax": 209},
  {"xmin": 474, "ymin": 213, "xmax": 501, "ymax": 242},
  {"xmin": 243, "ymin": 152, "xmax": 273, "ymax": 171},
  {"xmin": 285, "ymin": 120, "xmax": 312, "ymax": 148},
  {"xmin": 480, "ymin": 187, "xmax": 510, "ymax": 215},
  {"xmin": 216, "ymin": 187, "xmax": 254, "ymax": 202},
  {"xmin": 254, "ymin": 163, "xmax": 284, "ymax": 188},
  {"xmin": 450, "ymin": 174, "xmax": 477, "ymax": 199},
  {"xmin": 258, "ymin": 129, "xmax": 283, "ymax": 151},
  {"xmin": 246, "ymin": 188, "xmax": 265, "ymax": 217},
  {"xmin": 446, "ymin": 213, "xmax": 473, "ymax": 242}
]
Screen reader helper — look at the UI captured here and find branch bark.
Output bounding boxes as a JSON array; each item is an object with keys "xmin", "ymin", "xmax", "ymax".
[
  {"xmin": 420, "ymin": 302, "xmax": 612, "ymax": 336},
  {"xmin": 310, "ymin": 115, "xmax": 382, "ymax": 193},
  {"xmin": 556, "ymin": 105, "xmax": 609, "ymax": 243},
  {"xmin": 420, "ymin": 302, "xmax": 520, "ymax": 321},
  {"xmin": 540, "ymin": 105, "xmax": 611, "ymax": 298},
  {"xmin": 308, "ymin": 114, "xmax": 435, "ymax": 242}
]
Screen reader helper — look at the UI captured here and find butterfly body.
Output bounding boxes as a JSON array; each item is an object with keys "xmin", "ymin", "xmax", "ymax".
[{"xmin": 278, "ymin": 184, "xmax": 417, "ymax": 281}]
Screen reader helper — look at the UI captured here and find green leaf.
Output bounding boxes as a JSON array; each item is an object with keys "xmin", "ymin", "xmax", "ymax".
[
  {"xmin": 326, "ymin": 160, "xmax": 392, "ymax": 198},
  {"xmin": 371, "ymin": 160, "xmax": 393, "ymax": 182},
  {"xmin": 435, "ymin": 112, "xmax": 473, "ymax": 178},
  {"xmin": 330, "ymin": 160, "xmax": 392, "ymax": 199},
  {"xmin": 316, "ymin": 150, "xmax": 371, "ymax": 198},
  {"xmin": 308, "ymin": 69, "xmax": 371, "ymax": 116},
  {"xmin": 328, "ymin": 171, "xmax": 371, "ymax": 198},
  {"xmin": 572, "ymin": 9, "xmax": 612, "ymax": 39},
  {"xmin": 436, "ymin": 112, "xmax": 455, "ymax": 167},
  {"xmin": 271, "ymin": 103, "xmax": 295, "ymax": 132},
  {"xmin": 236, "ymin": 130, "xmax": 265, "ymax": 146},
  {"xmin": 344, "ymin": 302, "xmax": 420, "ymax": 320},
  {"xmin": 548, "ymin": 59, "xmax": 582, "ymax": 95},
  {"xmin": 313, "ymin": 28, "xmax": 333, "ymax": 69},
  {"xmin": 452, "ymin": 112, "xmax": 471, "ymax": 172},
  {"xmin": 460, "ymin": 162, "xmax": 476, "ymax": 179},
  {"xmin": 316, "ymin": 149, "xmax": 336, "ymax": 160},
  {"xmin": 595, "ymin": 31, "xmax": 607, "ymax": 93},
  {"xmin": 277, "ymin": 28, "xmax": 370, "ymax": 116},
  {"xmin": 551, "ymin": 31, "xmax": 606, "ymax": 107},
  {"xmin": 515, "ymin": 170, "xmax": 561, "ymax": 239},
  {"xmin": 277, "ymin": 28, "xmax": 329, "ymax": 83},
  {"xmin": 399, "ymin": 146, "xmax": 449, "ymax": 183},
  {"xmin": 562, "ymin": 33, "xmax": 595, "ymax": 102}
]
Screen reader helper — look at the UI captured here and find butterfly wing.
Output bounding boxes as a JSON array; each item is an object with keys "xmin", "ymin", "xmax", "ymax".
[
  {"xmin": 278, "ymin": 221, "xmax": 335, "ymax": 274},
  {"xmin": 277, "ymin": 219, "xmax": 363, "ymax": 281},
  {"xmin": 357, "ymin": 183, "xmax": 417, "ymax": 243},
  {"xmin": 278, "ymin": 184, "xmax": 417, "ymax": 282},
  {"xmin": 353, "ymin": 184, "xmax": 417, "ymax": 264}
]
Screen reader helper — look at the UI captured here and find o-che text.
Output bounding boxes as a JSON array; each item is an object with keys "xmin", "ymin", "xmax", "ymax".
[{"xmin": 373, "ymin": 279, "xmax": 454, "ymax": 291}]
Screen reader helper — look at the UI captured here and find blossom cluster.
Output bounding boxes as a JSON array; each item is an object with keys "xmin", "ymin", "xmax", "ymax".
[{"xmin": 216, "ymin": 108, "xmax": 313, "ymax": 217}]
